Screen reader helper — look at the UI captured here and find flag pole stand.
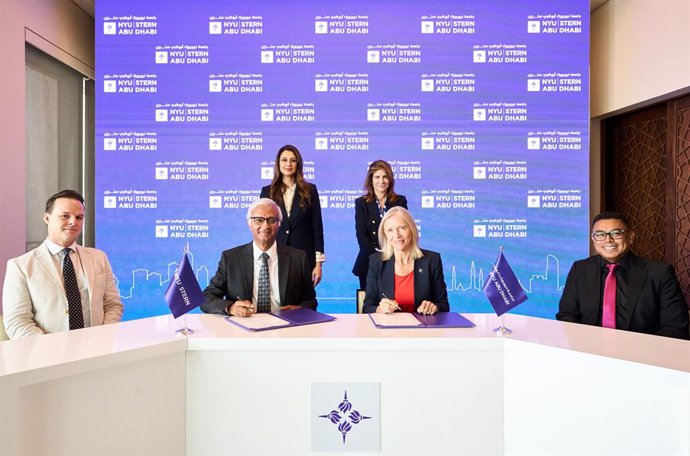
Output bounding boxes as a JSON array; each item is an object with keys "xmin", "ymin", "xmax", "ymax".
[
  {"xmin": 490, "ymin": 246, "xmax": 514, "ymax": 335},
  {"xmin": 493, "ymin": 314, "xmax": 512, "ymax": 335},
  {"xmin": 174, "ymin": 314, "xmax": 194, "ymax": 336}
]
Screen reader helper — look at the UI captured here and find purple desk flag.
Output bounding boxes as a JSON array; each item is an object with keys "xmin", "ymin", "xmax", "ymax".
[
  {"xmin": 482, "ymin": 251, "xmax": 528, "ymax": 316},
  {"xmin": 165, "ymin": 252, "xmax": 204, "ymax": 318}
]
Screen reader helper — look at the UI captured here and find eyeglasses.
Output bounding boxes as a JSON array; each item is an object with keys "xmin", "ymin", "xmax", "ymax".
[
  {"xmin": 249, "ymin": 216, "xmax": 279, "ymax": 226},
  {"xmin": 591, "ymin": 229, "xmax": 629, "ymax": 241}
]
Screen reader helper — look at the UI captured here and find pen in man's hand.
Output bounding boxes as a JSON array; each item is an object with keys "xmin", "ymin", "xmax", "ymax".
[{"xmin": 237, "ymin": 296, "xmax": 254, "ymax": 312}]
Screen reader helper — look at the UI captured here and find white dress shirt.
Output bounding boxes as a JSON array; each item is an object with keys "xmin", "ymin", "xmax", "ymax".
[{"xmin": 45, "ymin": 239, "xmax": 92, "ymax": 327}]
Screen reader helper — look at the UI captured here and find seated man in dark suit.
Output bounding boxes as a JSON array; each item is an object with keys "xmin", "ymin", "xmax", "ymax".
[
  {"xmin": 202, "ymin": 198, "xmax": 317, "ymax": 317},
  {"xmin": 557, "ymin": 211, "xmax": 689, "ymax": 339}
]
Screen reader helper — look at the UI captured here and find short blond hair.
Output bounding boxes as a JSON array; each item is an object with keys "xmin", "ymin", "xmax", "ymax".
[{"xmin": 378, "ymin": 207, "xmax": 423, "ymax": 261}]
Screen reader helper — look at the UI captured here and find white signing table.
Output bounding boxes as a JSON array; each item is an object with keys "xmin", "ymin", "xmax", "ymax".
[{"xmin": 1, "ymin": 313, "xmax": 688, "ymax": 455}]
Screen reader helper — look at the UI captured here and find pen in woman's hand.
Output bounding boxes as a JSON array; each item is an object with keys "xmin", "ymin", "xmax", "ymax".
[{"xmin": 381, "ymin": 293, "xmax": 400, "ymax": 311}]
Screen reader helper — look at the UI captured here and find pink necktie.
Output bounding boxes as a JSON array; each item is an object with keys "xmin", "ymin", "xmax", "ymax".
[{"xmin": 602, "ymin": 263, "xmax": 618, "ymax": 329}]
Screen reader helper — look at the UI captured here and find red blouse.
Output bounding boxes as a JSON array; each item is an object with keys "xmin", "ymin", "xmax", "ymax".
[{"xmin": 394, "ymin": 271, "xmax": 415, "ymax": 313}]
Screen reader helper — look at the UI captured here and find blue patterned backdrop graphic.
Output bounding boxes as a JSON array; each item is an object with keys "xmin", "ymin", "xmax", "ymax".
[{"xmin": 96, "ymin": 0, "xmax": 590, "ymax": 320}]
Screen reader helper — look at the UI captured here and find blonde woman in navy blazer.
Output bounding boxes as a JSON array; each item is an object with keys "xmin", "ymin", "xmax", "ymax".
[
  {"xmin": 352, "ymin": 160, "xmax": 407, "ymax": 290},
  {"xmin": 363, "ymin": 207, "xmax": 449, "ymax": 314}
]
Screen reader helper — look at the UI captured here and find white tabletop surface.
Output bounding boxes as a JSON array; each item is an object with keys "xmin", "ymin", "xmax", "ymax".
[
  {"xmin": 2, "ymin": 312, "xmax": 688, "ymax": 376},
  {"xmin": 185, "ymin": 312, "xmax": 690, "ymax": 372}
]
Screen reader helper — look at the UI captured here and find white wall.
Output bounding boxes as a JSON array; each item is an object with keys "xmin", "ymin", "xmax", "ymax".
[
  {"xmin": 0, "ymin": 0, "xmax": 93, "ymax": 310},
  {"xmin": 588, "ymin": 0, "xmax": 690, "ymax": 219},
  {"xmin": 591, "ymin": 0, "xmax": 690, "ymax": 118}
]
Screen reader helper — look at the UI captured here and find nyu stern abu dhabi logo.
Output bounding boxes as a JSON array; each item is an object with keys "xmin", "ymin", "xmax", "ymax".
[
  {"xmin": 311, "ymin": 383, "xmax": 379, "ymax": 452},
  {"xmin": 319, "ymin": 390, "xmax": 371, "ymax": 444}
]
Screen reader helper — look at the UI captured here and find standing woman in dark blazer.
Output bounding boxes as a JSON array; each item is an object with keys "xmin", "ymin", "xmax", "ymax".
[
  {"xmin": 261, "ymin": 144, "xmax": 325, "ymax": 286},
  {"xmin": 363, "ymin": 206, "xmax": 449, "ymax": 314},
  {"xmin": 352, "ymin": 160, "xmax": 407, "ymax": 289}
]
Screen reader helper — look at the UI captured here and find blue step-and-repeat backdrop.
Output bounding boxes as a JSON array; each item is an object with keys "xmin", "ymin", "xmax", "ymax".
[{"xmin": 96, "ymin": 0, "xmax": 589, "ymax": 320}]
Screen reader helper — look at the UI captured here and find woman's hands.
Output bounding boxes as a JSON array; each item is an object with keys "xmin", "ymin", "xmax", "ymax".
[
  {"xmin": 312, "ymin": 263, "xmax": 323, "ymax": 286},
  {"xmin": 376, "ymin": 297, "xmax": 400, "ymax": 313},
  {"xmin": 417, "ymin": 300, "xmax": 438, "ymax": 315}
]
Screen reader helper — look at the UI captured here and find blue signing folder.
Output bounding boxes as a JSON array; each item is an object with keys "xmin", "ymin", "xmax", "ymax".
[
  {"xmin": 369, "ymin": 312, "xmax": 475, "ymax": 329},
  {"xmin": 225, "ymin": 307, "xmax": 336, "ymax": 332}
]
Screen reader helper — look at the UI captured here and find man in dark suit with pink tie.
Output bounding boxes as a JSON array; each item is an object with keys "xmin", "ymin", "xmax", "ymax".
[{"xmin": 557, "ymin": 211, "xmax": 689, "ymax": 340}]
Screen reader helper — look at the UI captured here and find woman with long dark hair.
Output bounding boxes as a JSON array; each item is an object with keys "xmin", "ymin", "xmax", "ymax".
[
  {"xmin": 352, "ymin": 160, "xmax": 407, "ymax": 290},
  {"xmin": 260, "ymin": 144, "xmax": 325, "ymax": 286}
]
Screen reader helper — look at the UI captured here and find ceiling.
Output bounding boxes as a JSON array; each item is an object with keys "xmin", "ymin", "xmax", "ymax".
[
  {"xmin": 73, "ymin": 0, "xmax": 609, "ymax": 19},
  {"xmin": 72, "ymin": 0, "xmax": 94, "ymax": 17},
  {"xmin": 590, "ymin": 0, "xmax": 609, "ymax": 11}
]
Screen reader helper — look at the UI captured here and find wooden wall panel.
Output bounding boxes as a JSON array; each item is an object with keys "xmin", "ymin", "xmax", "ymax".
[
  {"xmin": 604, "ymin": 94, "xmax": 690, "ymax": 307},
  {"xmin": 674, "ymin": 97, "xmax": 690, "ymax": 302}
]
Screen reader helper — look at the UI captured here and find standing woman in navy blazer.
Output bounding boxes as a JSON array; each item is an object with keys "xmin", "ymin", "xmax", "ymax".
[
  {"xmin": 261, "ymin": 144, "xmax": 325, "ymax": 286},
  {"xmin": 352, "ymin": 160, "xmax": 407, "ymax": 290},
  {"xmin": 363, "ymin": 207, "xmax": 449, "ymax": 314}
]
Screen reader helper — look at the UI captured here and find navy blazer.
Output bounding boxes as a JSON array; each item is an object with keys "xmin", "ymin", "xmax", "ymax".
[
  {"xmin": 363, "ymin": 249, "xmax": 449, "ymax": 313},
  {"xmin": 201, "ymin": 242, "xmax": 317, "ymax": 315},
  {"xmin": 557, "ymin": 253, "xmax": 689, "ymax": 340},
  {"xmin": 351, "ymin": 195, "xmax": 408, "ymax": 279},
  {"xmin": 261, "ymin": 184, "xmax": 324, "ymax": 271}
]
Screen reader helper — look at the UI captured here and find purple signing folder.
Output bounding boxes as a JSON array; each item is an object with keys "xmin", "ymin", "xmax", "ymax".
[
  {"xmin": 274, "ymin": 307, "xmax": 336, "ymax": 326},
  {"xmin": 225, "ymin": 307, "xmax": 336, "ymax": 332},
  {"xmin": 369, "ymin": 312, "xmax": 475, "ymax": 329},
  {"xmin": 415, "ymin": 312, "xmax": 475, "ymax": 328}
]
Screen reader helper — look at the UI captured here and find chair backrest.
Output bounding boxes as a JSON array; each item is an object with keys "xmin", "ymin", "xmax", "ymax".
[
  {"xmin": 356, "ymin": 289, "xmax": 365, "ymax": 313},
  {"xmin": 0, "ymin": 314, "xmax": 9, "ymax": 341}
]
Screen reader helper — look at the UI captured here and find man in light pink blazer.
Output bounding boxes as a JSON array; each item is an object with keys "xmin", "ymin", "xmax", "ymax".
[{"xmin": 2, "ymin": 190, "xmax": 123, "ymax": 339}]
